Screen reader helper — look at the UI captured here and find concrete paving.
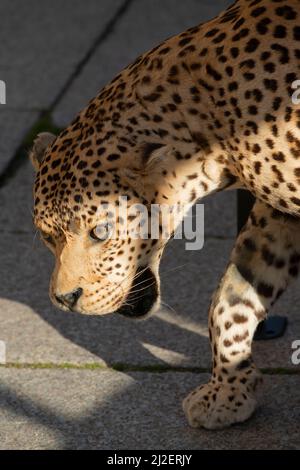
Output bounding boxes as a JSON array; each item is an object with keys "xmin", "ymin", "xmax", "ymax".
[
  {"xmin": 0, "ymin": 110, "xmax": 38, "ymax": 173},
  {"xmin": 0, "ymin": 369, "xmax": 299, "ymax": 450},
  {"xmin": 0, "ymin": 0, "xmax": 299, "ymax": 451},
  {"xmin": 0, "ymin": 0, "xmax": 124, "ymax": 169}
]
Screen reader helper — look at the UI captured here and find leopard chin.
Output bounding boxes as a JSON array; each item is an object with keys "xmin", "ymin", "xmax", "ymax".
[{"xmin": 116, "ymin": 266, "xmax": 159, "ymax": 318}]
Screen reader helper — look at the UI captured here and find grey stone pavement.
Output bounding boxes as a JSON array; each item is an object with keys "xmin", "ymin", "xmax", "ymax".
[{"xmin": 0, "ymin": 0, "xmax": 299, "ymax": 450}]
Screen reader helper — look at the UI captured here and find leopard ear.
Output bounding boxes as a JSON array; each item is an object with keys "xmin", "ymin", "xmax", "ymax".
[
  {"xmin": 140, "ymin": 142, "xmax": 167, "ymax": 171},
  {"xmin": 29, "ymin": 132, "xmax": 56, "ymax": 171},
  {"xmin": 120, "ymin": 143, "xmax": 171, "ymax": 193},
  {"xmin": 128, "ymin": 143, "xmax": 175, "ymax": 178}
]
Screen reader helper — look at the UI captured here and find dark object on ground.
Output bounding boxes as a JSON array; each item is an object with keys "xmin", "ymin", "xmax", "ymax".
[{"xmin": 254, "ymin": 315, "xmax": 288, "ymax": 341}]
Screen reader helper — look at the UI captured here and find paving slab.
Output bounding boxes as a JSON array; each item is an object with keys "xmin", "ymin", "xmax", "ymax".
[
  {"xmin": 0, "ymin": 0, "xmax": 124, "ymax": 65},
  {"xmin": 0, "ymin": 0, "xmax": 124, "ymax": 171},
  {"xmin": 53, "ymin": 0, "xmax": 232, "ymax": 127},
  {"xmin": 0, "ymin": 369, "xmax": 299, "ymax": 450},
  {"xmin": 1, "ymin": 65, "xmax": 74, "ymax": 110},
  {"xmin": 0, "ymin": 109, "xmax": 39, "ymax": 173},
  {"xmin": 1, "ymin": 0, "xmax": 124, "ymax": 110}
]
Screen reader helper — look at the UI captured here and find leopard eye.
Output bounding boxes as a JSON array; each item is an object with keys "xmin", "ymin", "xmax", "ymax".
[
  {"xmin": 90, "ymin": 223, "xmax": 113, "ymax": 242},
  {"xmin": 40, "ymin": 231, "xmax": 55, "ymax": 245}
]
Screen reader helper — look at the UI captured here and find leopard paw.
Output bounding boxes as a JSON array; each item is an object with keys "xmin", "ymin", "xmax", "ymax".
[{"xmin": 183, "ymin": 381, "xmax": 258, "ymax": 429}]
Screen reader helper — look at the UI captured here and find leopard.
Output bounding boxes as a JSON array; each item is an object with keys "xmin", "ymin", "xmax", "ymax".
[{"xmin": 30, "ymin": 0, "xmax": 300, "ymax": 429}]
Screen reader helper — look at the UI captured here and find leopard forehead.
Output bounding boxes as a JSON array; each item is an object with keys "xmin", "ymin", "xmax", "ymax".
[{"xmin": 33, "ymin": 128, "xmax": 164, "ymax": 228}]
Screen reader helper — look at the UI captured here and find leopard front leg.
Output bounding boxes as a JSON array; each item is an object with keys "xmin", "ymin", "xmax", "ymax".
[
  {"xmin": 183, "ymin": 201, "xmax": 300, "ymax": 429},
  {"xmin": 183, "ymin": 261, "xmax": 262, "ymax": 429}
]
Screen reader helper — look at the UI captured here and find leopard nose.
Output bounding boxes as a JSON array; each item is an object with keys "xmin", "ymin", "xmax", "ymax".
[{"xmin": 55, "ymin": 287, "xmax": 83, "ymax": 309}]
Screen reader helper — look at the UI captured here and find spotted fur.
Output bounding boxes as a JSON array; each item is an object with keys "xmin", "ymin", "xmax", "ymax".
[{"xmin": 31, "ymin": 0, "xmax": 300, "ymax": 429}]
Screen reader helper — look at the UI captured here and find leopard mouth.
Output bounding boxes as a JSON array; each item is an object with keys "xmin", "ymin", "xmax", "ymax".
[{"xmin": 116, "ymin": 266, "xmax": 158, "ymax": 318}]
